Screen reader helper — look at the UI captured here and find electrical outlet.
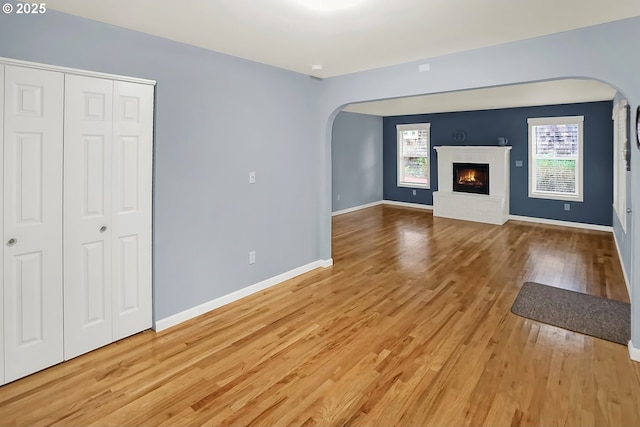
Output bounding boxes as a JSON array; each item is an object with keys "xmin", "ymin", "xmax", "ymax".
[
  {"xmin": 412, "ymin": 190, "xmax": 416, "ymax": 196},
  {"xmin": 249, "ymin": 251, "xmax": 256, "ymax": 264},
  {"xmin": 249, "ymin": 171, "xmax": 256, "ymax": 184},
  {"xmin": 564, "ymin": 203, "xmax": 570, "ymax": 211},
  {"xmin": 337, "ymin": 194, "xmax": 341, "ymax": 201},
  {"xmin": 515, "ymin": 160, "xmax": 523, "ymax": 167}
]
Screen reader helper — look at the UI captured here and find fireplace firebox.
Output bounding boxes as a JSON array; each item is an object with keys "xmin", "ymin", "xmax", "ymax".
[{"xmin": 453, "ymin": 163, "xmax": 489, "ymax": 195}]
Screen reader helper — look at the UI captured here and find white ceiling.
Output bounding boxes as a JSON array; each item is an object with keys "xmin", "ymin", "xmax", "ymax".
[
  {"xmin": 42, "ymin": 0, "xmax": 634, "ymax": 115},
  {"xmin": 343, "ymin": 79, "xmax": 617, "ymax": 116},
  {"xmin": 44, "ymin": 0, "xmax": 640, "ymax": 78}
]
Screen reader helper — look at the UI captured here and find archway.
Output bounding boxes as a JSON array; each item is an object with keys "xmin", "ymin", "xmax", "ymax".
[{"xmin": 324, "ymin": 79, "xmax": 630, "ymax": 344}]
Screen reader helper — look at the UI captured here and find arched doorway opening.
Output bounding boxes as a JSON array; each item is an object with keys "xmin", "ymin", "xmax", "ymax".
[{"xmin": 328, "ymin": 76, "xmax": 630, "ymax": 301}]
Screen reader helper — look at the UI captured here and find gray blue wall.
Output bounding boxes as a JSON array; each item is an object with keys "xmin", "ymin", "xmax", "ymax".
[
  {"xmin": 331, "ymin": 112, "xmax": 383, "ymax": 212},
  {"xmin": 383, "ymin": 101, "xmax": 614, "ymax": 226},
  {"xmin": 0, "ymin": 9, "xmax": 323, "ymax": 321}
]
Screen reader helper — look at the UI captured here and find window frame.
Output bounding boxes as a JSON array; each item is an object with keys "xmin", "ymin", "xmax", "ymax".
[
  {"xmin": 612, "ymin": 100, "xmax": 628, "ymax": 231},
  {"xmin": 527, "ymin": 115, "xmax": 584, "ymax": 202},
  {"xmin": 396, "ymin": 123, "xmax": 431, "ymax": 189}
]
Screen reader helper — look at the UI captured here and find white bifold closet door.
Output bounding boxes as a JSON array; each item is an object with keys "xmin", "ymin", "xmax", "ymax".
[
  {"xmin": 63, "ymin": 75, "xmax": 114, "ymax": 360},
  {"xmin": 111, "ymin": 81, "xmax": 153, "ymax": 342},
  {"xmin": 63, "ymin": 75, "xmax": 153, "ymax": 360},
  {"xmin": 3, "ymin": 65, "xmax": 64, "ymax": 382},
  {"xmin": 0, "ymin": 64, "xmax": 3, "ymax": 385}
]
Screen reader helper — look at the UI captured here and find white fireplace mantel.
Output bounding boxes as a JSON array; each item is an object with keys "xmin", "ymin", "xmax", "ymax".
[{"xmin": 433, "ymin": 146, "xmax": 511, "ymax": 225}]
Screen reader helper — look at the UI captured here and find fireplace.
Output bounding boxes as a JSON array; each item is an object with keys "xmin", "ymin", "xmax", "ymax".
[
  {"xmin": 453, "ymin": 163, "xmax": 489, "ymax": 195},
  {"xmin": 434, "ymin": 146, "xmax": 510, "ymax": 224}
]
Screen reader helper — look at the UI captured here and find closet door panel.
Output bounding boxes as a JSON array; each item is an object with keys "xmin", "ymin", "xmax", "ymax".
[
  {"xmin": 64, "ymin": 75, "xmax": 114, "ymax": 360},
  {"xmin": 112, "ymin": 81, "xmax": 153, "ymax": 340},
  {"xmin": 0, "ymin": 64, "xmax": 4, "ymax": 385},
  {"xmin": 3, "ymin": 66, "xmax": 64, "ymax": 382}
]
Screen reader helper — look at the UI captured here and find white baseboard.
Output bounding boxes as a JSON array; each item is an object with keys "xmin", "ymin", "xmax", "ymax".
[
  {"xmin": 612, "ymin": 231, "xmax": 631, "ymax": 297},
  {"xmin": 629, "ymin": 341, "xmax": 640, "ymax": 362},
  {"xmin": 333, "ymin": 202, "xmax": 613, "ymax": 231},
  {"xmin": 154, "ymin": 259, "xmax": 333, "ymax": 332},
  {"xmin": 331, "ymin": 200, "xmax": 433, "ymax": 216},
  {"xmin": 382, "ymin": 200, "xmax": 433, "ymax": 210},
  {"xmin": 332, "ymin": 200, "xmax": 382, "ymax": 216},
  {"xmin": 508, "ymin": 215, "xmax": 613, "ymax": 232},
  {"xmin": 318, "ymin": 258, "xmax": 333, "ymax": 267}
]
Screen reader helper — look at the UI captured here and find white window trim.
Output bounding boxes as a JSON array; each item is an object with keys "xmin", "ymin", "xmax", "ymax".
[
  {"xmin": 612, "ymin": 99, "xmax": 628, "ymax": 231},
  {"xmin": 528, "ymin": 115, "xmax": 584, "ymax": 202},
  {"xmin": 397, "ymin": 123, "xmax": 430, "ymax": 189}
]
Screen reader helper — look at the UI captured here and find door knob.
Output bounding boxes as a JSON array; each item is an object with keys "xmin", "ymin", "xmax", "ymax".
[
  {"xmin": 7, "ymin": 238, "xmax": 16, "ymax": 246},
  {"xmin": 100, "ymin": 226, "xmax": 107, "ymax": 233}
]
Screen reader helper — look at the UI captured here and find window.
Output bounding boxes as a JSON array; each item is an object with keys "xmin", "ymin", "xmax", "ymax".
[
  {"xmin": 528, "ymin": 116, "xmax": 584, "ymax": 202},
  {"xmin": 612, "ymin": 99, "xmax": 629, "ymax": 230},
  {"xmin": 397, "ymin": 123, "xmax": 430, "ymax": 188}
]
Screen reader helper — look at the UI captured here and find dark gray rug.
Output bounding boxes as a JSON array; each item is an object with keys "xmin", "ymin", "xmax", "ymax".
[{"xmin": 511, "ymin": 282, "xmax": 630, "ymax": 346}]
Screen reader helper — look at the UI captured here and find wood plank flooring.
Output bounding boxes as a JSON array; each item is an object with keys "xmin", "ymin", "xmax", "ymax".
[{"xmin": 1, "ymin": 205, "xmax": 639, "ymax": 426}]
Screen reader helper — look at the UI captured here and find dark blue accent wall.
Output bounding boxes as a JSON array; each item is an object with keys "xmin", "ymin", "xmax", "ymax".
[{"xmin": 383, "ymin": 101, "xmax": 613, "ymax": 226}]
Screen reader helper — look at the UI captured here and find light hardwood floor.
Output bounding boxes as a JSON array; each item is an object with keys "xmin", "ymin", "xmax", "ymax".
[{"xmin": 1, "ymin": 205, "xmax": 639, "ymax": 426}]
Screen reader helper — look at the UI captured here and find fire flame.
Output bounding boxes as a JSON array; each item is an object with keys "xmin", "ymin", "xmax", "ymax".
[{"xmin": 458, "ymin": 169, "xmax": 478, "ymax": 184}]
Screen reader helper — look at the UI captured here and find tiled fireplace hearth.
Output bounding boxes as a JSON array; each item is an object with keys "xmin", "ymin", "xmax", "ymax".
[{"xmin": 433, "ymin": 146, "xmax": 511, "ymax": 225}]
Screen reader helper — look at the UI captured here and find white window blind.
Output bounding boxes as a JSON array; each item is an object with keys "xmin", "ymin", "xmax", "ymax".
[
  {"xmin": 397, "ymin": 123, "xmax": 430, "ymax": 188},
  {"xmin": 528, "ymin": 116, "xmax": 584, "ymax": 201}
]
